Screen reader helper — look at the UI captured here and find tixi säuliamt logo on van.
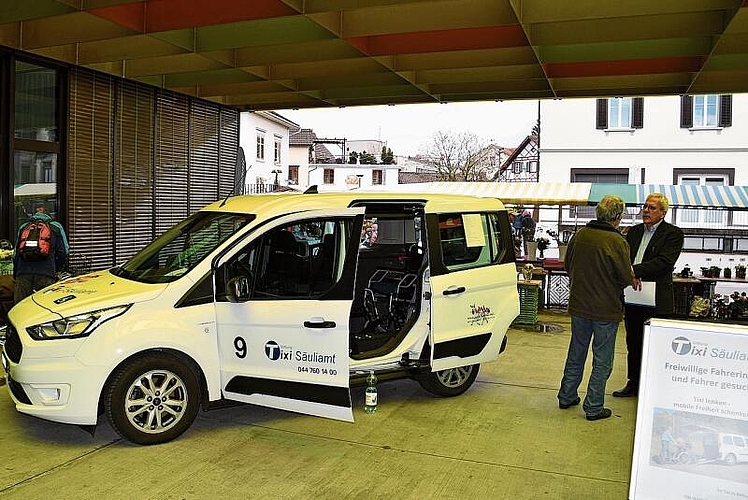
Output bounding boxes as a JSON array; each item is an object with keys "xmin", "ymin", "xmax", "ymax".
[
  {"xmin": 265, "ymin": 340, "xmax": 293, "ymax": 361},
  {"xmin": 264, "ymin": 340, "xmax": 338, "ymax": 364}
]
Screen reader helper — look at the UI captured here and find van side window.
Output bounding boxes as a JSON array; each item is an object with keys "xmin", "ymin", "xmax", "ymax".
[
  {"xmin": 438, "ymin": 212, "xmax": 504, "ymax": 271},
  {"xmin": 224, "ymin": 218, "xmax": 352, "ymax": 300}
]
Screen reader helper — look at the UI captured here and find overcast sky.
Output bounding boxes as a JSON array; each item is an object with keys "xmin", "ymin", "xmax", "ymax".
[{"xmin": 278, "ymin": 100, "xmax": 539, "ymax": 158}]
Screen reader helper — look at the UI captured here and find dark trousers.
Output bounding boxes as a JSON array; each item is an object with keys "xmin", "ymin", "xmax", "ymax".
[
  {"xmin": 13, "ymin": 274, "xmax": 56, "ymax": 304},
  {"xmin": 623, "ymin": 304, "xmax": 656, "ymax": 386}
]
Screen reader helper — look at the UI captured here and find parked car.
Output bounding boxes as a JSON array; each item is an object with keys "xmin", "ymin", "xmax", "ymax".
[
  {"xmin": 3, "ymin": 190, "xmax": 519, "ymax": 444},
  {"xmin": 716, "ymin": 433, "xmax": 748, "ymax": 465}
]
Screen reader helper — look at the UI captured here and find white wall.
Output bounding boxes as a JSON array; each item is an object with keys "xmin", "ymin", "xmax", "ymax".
[
  {"xmin": 308, "ymin": 165, "xmax": 400, "ymax": 191},
  {"xmin": 288, "ymin": 144, "xmax": 310, "ymax": 189},
  {"xmin": 538, "ymin": 94, "xmax": 748, "ymax": 274},
  {"xmin": 239, "ymin": 112, "xmax": 292, "ymax": 186},
  {"xmin": 540, "ymin": 95, "xmax": 748, "ymax": 185}
]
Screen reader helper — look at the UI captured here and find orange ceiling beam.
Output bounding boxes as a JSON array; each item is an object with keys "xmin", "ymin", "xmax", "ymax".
[
  {"xmin": 544, "ymin": 56, "xmax": 705, "ymax": 78},
  {"xmin": 346, "ymin": 25, "xmax": 528, "ymax": 56},
  {"xmin": 90, "ymin": 0, "xmax": 297, "ymax": 33}
]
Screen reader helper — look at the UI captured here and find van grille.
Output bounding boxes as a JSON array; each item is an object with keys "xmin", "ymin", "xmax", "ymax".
[{"xmin": 4, "ymin": 323, "xmax": 22, "ymax": 363}]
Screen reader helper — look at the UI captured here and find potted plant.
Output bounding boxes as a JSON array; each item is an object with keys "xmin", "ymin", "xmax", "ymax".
[
  {"xmin": 700, "ymin": 266, "xmax": 710, "ymax": 278},
  {"xmin": 736, "ymin": 264, "xmax": 747, "ymax": 280},
  {"xmin": 536, "ymin": 237, "xmax": 550, "ymax": 259},
  {"xmin": 709, "ymin": 266, "xmax": 721, "ymax": 279},
  {"xmin": 723, "ymin": 266, "xmax": 732, "ymax": 279},
  {"xmin": 523, "ymin": 228, "xmax": 537, "ymax": 260},
  {"xmin": 521, "ymin": 263, "xmax": 535, "ymax": 281}
]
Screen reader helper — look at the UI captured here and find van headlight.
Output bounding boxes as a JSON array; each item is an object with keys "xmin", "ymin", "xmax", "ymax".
[{"xmin": 27, "ymin": 305, "xmax": 131, "ymax": 340}]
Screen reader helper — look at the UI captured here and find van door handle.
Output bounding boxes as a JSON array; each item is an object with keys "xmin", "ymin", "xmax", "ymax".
[
  {"xmin": 304, "ymin": 319, "xmax": 336, "ymax": 329},
  {"xmin": 442, "ymin": 286, "xmax": 466, "ymax": 296}
]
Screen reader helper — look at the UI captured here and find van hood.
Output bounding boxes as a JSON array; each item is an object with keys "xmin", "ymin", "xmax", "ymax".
[{"xmin": 32, "ymin": 270, "xmax": 167, "ymax": 317}]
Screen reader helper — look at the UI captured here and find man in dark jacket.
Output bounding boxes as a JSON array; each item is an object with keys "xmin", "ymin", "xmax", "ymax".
[
  {"xmin": 558, "ymin": 195, "xmax": 635, "ymax": 421},
  {"xmin": 613, "ymin": 193, "xmax": 683, "ymax": 397},
  {"xmin": 13, "ymin": 207, "xmax": 69, "ymax": 303}
]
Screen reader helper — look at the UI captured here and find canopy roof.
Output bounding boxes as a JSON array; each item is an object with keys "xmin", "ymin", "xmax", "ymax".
[
  {"xmin": 2, "ymin": 0, "xmax": 748, "ymax": 110},
  {"xmin": 371, "ymin": 181, "xmax": 748, "ymax": 209}
]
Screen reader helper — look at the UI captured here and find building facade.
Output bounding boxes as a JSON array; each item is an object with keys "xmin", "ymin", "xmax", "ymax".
[
  {"xmin": 239, "ymin": 111, "xmax": 296, "ymax": 192},
  {"xmin": 539, "ymin": 94, "xmax": 748, "ymax": 268}
]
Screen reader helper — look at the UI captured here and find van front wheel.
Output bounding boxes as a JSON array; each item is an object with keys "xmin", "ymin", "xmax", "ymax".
[
  {"xmin": 104, "ymin": 355, "xmax": 200, "ymax": 445},
  {"xmin": 725, "ymin": 453, "xmax": 737, "ymax": 466},
  {"xmin": 418, "ymin": 364, "xmax": 479, "ymax": 397}
]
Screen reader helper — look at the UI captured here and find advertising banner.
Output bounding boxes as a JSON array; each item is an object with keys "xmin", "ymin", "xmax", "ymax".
[{"xmin": 630, "ymin": 319, "xmax": 748, "ymax": 500}]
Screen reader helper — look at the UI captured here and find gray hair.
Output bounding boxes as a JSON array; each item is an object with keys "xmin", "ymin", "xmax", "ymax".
[
  {"xmin": 596, "ymin": 195, "xmax": 625, "ymax": 222},
  {"xmin": 646, "ymin": 192, "xmax": 670, "ymax": 212}
]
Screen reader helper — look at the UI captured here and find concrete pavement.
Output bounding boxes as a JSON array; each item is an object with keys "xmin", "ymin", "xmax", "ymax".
[{"xmin": 0, "ymin": 310, "xmax": 637, "ymax": 499}]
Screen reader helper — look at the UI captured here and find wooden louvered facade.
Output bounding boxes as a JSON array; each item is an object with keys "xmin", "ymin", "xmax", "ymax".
[{"xmin": 66, "ymin": 67, "xmax": 239, "ymax": 270}]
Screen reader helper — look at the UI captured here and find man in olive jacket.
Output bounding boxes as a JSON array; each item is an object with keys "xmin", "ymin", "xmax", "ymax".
[
  {"xmin": 558, "ymin": 195, "xmax": 635, "ymax": 421},
  {"xmin": 613, "ymin": 193, "xmax": 684, "ymax": 398}
]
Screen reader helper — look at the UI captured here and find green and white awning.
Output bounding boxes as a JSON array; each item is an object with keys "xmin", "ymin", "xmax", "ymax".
[
  {"xmin": 373, "ymin": 181, "xmax": 748, "ymax": 209},
  {"xmin": 636, "ymin": 184, "xmax": 748, "ymax": 209}
]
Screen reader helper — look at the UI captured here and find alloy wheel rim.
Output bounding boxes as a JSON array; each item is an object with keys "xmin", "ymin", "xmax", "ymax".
[
  {"xmin": 436, "ymin": 366, "xmax": 473, "ymax": 388},
  {"xmin": 124, "ymin": 369, "xmax": 188, "ymax": 434}
]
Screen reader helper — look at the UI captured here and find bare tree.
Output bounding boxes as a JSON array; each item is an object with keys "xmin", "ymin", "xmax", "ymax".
[{"xmin": 419, "ymin": 130, "xmax": 492, "ymax": 181}]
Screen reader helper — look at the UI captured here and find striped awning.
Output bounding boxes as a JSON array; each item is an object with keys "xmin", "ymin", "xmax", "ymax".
[
  {"xmin": 369, "ymin": 182, "xmax": 748, "ymax": 210},
  {"xmin": 636, "ymin": 184, "xmax": 748, "ymax": 209},
  {"xmin": 370, "ymin": 182, "xmax": 592, "ymax": 206}
]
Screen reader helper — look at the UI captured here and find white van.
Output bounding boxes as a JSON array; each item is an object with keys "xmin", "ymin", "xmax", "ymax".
[
  {"xmin": 3, "ymin": 191, "xmax": 519, "ymax": 444},
  {"xmin": 717, "ymin": 433, "xmax": 748, "ymax": 465}
]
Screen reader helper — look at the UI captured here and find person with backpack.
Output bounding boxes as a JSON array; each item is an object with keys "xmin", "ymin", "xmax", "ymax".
[{"xmin": 13, "ymin": 206, "xmax": 69, "ymax": 304}]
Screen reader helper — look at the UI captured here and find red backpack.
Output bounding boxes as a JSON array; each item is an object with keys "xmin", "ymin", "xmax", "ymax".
[{"xmin": 18, "ymin": 220, "xmax": 53, "ymax": 261}]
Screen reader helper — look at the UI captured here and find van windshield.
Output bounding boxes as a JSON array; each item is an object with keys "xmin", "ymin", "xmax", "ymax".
[{"xmin": 113, "ymin": 211, "xmax": 254, "ymax": 284}]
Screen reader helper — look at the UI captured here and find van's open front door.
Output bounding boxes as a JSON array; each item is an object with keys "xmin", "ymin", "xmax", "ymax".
[
  {"xmin": 213, "ymin": 208, "xmax": 364, "ymax": 421},
  {"xmin": 427, "ymin": 209, "xmax": 520, "ymax": 372}
]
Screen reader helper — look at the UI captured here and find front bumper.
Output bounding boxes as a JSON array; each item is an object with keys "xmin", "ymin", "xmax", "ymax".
[{"xmin": 2, "ymin": 348, "xmax": 105, "ymax": 425}]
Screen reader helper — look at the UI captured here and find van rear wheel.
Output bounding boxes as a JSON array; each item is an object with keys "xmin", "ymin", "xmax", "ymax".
[
  {"xmin": 725, "ymin": 453, "xmax": 737, "ymax": 466},
  {"xmin": 104, "ymin": 355, "xmax": 200, "ymax": 445},
  {"xmin": 418, "ymin": 364, "xmax": 479, "ymax": 397}
]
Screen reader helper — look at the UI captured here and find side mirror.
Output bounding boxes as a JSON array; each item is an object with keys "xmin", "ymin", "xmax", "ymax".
[{"xmin": 226, "ymin": 276, "xmax": 251, "ymax": 303}]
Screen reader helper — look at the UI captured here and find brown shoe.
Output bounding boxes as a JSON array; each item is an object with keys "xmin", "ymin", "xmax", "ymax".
[{"xmin": 612, "ymin": 382, "xmax": 638, "ymax": 398}]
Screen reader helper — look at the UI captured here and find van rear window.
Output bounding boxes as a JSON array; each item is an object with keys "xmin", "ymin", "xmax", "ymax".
[{"xmin": 438, "ymin": 212, "xmax": 504, "ymax": 271}]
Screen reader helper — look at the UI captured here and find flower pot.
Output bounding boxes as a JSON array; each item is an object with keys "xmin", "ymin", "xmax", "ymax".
[
  {"xmin": 526, "ymin": 241, "xmax": 538, "ymax": 260},
  {"xmin": 558, "ymin": 244, "xmax": 567, "ymax": 262}
]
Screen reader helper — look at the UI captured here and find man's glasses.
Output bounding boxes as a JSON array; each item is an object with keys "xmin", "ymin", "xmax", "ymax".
[{"xmin": 642, "ymin": 204, "xmax": 660, "ymax": 211}]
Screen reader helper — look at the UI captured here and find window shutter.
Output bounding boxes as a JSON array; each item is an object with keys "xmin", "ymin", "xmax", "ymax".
[
  {"xmin": 189, "ymin": 100, "xmax": 220, "ymax": 213},
  {"xmin": 632, "ymin": 98, "xmax": 644, "ymax": 129},
  {"xmin": 68, "ymin": 68, "xmax": 115, "ymax": 271},
  {"xmin": 680, "ymin": 95, "xmax": 693, "ymax": 128},
  {"xmin": 219, "ymin": 109, "xmax": 240, "ymax": 198},
  {"xmin": 155, "ymin": 91, "xmax": 190, "ymax": 236},
  {"xmin": 719, "ymin": 95, "xmax": 732, "ymax": 127},
  {"xmin": 115, "ymin": 79, "xmax": 154, "ymax": 264},
  {"xmin": 595, "ymin": 99, "xmax": 608, "ymax": 129}
]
